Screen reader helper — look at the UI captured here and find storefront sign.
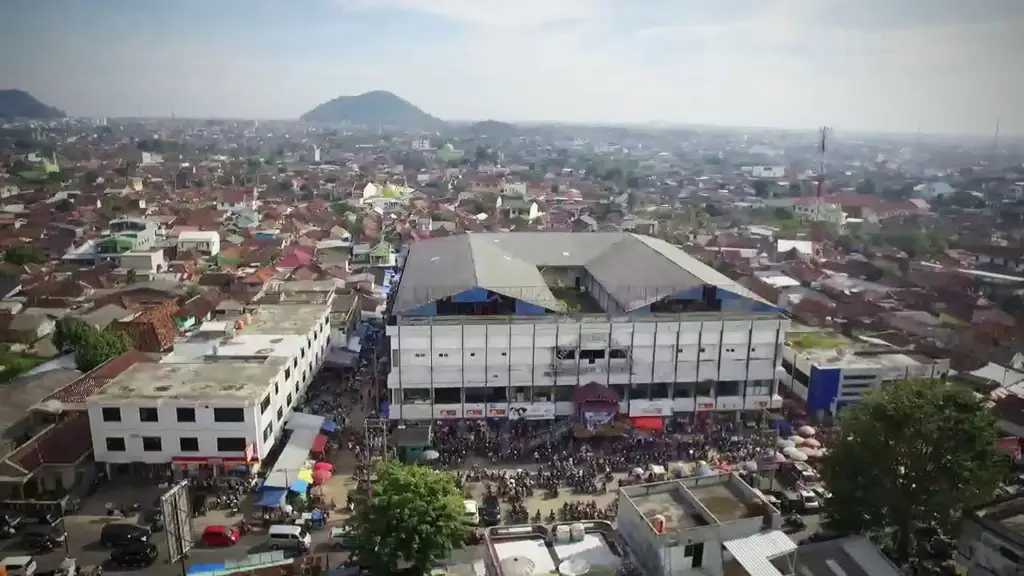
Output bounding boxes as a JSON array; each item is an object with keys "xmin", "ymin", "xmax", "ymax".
[
  {"xmin": 488, "ymin": 408, "xmax": 508, "ymax": 418},
  {"xmin": 244, "ymin": 442, "xmax": 255, "ymax": 462},
  {"xmin": 629, "ymin": 402, "xmax": 672, "ymax": 417},
  {"xmin": 465, "ymin": 409, "xmax": 484, "ymax": 418},
  {"xmin": 438, "ymin": 409, "xmax": 458, "ymax": 418},
  {"xmin": 508, "ymin": 403, "xmax": 555, "ymax": 420},
  {"xmin": 697, "ymin": 402, "xmax": 715, "ymax": 411}
]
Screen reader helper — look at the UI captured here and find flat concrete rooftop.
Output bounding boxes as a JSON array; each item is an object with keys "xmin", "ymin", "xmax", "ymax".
[
  {"xmin": 628, "ymin": 487, "xmax": 708, "ymax": 531},
  {"xmin": 90, "ymin": 359, "xmax": 285, "ymax": 402},
  {"xmin": 242, "ymin": 304, "xmax": 327, "ymax": 336},
  {"xmin": 976, "ymin": 496, "xmax": 1024, "ymax": 539},
  {"xmin": 689, "ymin": 481, "xmax": 752, "ymax": 523},
  {"xmin": 488, "ymin": 523, "xmax": 622, "ymax": 576}
]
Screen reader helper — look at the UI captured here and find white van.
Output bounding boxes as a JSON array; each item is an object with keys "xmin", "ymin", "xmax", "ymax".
[
  {"xmin": 1, "ymin": 556, "xmax": 38, "ymax": 576},
  {"xmin": 463, "ymin": 500, "xmax": 480, "ymax": 525},
  {"xmin": 268, "ymin": 524, "xmax": 312, "ymax": 551}
]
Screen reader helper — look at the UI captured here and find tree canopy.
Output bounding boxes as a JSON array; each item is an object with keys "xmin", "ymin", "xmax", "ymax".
[
  {"xmin": 52, "ymin": 316, "xmax": 95, "ymax": 354},
  {"xmin": 348, "ymin": 461, "xmax": 465, "ymax": 576},
  {"xmin": 3, "ymin": 245, "xmax": 44, "ymax": 266},
  {"xmin": 74, "ymin": 331, "xmax": 132, "ymax": 372},
  {"xmin": 820, "ymin": 379, "xmax": 1005, "ymax": 564}
]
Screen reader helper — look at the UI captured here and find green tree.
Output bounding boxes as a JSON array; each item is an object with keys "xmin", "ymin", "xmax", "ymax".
[
  {"xmin": 855, "ymin": 177, "xmax": 877, "ymax": 195},
  {"xmin": 349, "ymin": 462, "xmax": 465, "ymax": 575},
  {"xmin": 53, "ymin": 316, "xmax": 97, "ymax": 353},
  {"xmin": 74, "ymin": 331, "xmax": 133, "ymax": 372},
  {"xmin": 3, "ymin": 245, "xmax": 44, "ymax": 265},
  {"xmin": 821, "ymin": 380, "xmax": 1004, "ymax": 564}
]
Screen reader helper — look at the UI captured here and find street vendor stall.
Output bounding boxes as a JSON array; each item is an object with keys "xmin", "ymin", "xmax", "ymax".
[{"xmin": 392, "ymin": 425, "xmax": 432, "ymax": 462}]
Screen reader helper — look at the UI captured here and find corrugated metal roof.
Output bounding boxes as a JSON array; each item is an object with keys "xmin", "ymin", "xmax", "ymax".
[
  {"xmin": 723, "ymin": 530, "xmax": 796, "ymax": 576},
  {"xmin": 393, "ymin": 232, "xmax": 774, "ymax": 314}
]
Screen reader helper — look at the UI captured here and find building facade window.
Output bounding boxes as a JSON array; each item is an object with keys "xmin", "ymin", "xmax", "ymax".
[
  {"xmin": 177, "ymin": 407, "xmax": 196, "ymax": 422},
  {"xmin": 179, "ymin": 437, "xmax": 199, "ymax": 452},
  {"xmin": 139, "ymin": 407, "xmax": 159, "ymax": 422},
  {"xmin": 213, "ymin": 408, "xmax": 245, "ymax": 423},
  {"xmin": 217, "ymin": 437, "xmax": 247, "ymax": 452},
  {"xmin": 101, "ymin": 407, "xmax": 121, "ymax": 422},
  {"xmin": 141, "ymin": 437, "xmax": 162, "ymax": 452},
  {"xmin": 106, "ymin": 437, "xmax": 126, "ymax": 452}
]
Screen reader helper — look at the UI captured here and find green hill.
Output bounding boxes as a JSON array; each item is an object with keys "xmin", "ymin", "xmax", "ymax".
[
  {"xmin": 0, "ymin": 90, "xmax": 66, "ymax": 119},
  {"xmin": 301, "ymin": 91, "xmax": 446, "ymax": 131}
]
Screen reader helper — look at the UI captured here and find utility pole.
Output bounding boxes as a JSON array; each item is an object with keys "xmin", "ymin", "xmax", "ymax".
[
  {"xmin": 363, "ymin": 418, "xmax": 388, "ymax": 498},
  {"xmin": 811, "ymin": 126, "xmax": 830, "ymax": 261}
]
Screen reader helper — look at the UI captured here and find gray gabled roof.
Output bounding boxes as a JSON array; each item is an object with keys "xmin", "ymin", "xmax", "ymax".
[{"xmin": 392, "ymin": 232, "xmax": 771, "ymax": 315}]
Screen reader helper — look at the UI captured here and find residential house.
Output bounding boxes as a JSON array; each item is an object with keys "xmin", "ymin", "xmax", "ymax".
[
  {"xmin": 350, "ymin": 241, "xmax": 396, "ymax": 268},
  {"xmin": 176, "ymin": 230, "xmax": 221, "ymax": 256},
  {"xmin": 216, "ymin": 188, "xmax": 259, "ymax": 213},
  {"xmin": 106, "ymin": 300, "xmax": 179, "ymax": 353}
]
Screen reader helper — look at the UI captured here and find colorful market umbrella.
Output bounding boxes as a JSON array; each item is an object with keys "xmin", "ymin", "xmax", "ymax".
[
  {"xmin": 312, "ymin": 469, "xmax": 333, "ymax": 485},
  {"xmin": 314, "ymin": 461, "xmax": 334, "ymax": 472},
  {"xmin": 296, "ymin": 468, "xmax": 314, "ymax": 484}
]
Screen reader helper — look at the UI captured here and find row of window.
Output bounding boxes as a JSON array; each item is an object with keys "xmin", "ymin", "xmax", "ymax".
[
  {"xmin": 101, "ymin": 406, "xmax": 246, "ymax": 423},
  {"xmin": 395, "ymin": 380, "xmax": 775, "ymax": 404},
  {"xmin": 104, "ymin": 436, "xmax": 248, "ymax": 453}
]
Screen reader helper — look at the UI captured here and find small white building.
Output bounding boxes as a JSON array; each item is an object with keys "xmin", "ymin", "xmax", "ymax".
[
  {"xmin": 87, "ymin": 300, "xmax": 333, "ymax": 477},
  {"xmin": 177, "ymin": 230, "xmax": 221, "ymax": 256}
]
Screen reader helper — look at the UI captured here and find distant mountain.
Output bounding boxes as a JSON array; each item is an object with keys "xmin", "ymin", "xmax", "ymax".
[
  {"xmin": 300, "ymin": 91, "xmax": 446, "ymax": 130},
  {"xmin": 467, "ymin": 120, "xmax": 518, "ymax": 136},
  {"xmin": 0, "ymin": 89, "xmax": 66, "ymax": 119}
]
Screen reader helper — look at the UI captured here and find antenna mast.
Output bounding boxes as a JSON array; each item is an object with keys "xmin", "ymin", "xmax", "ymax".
[{"xmin": 812, "ymin": 126, "xmax": 830, "ymax": 260}]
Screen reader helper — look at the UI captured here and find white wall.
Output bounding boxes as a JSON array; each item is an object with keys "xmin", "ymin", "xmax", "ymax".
[
  {"xmin": 89, "ymin": 402, "xmax": 262, "ymax": 465},
  {"xmin": 386, "ymin": 318, "xmax": 787, "ymax": 418},
  {"xmin": 89, "ymin": 309, "xmax": 332, "ymax": 464}
]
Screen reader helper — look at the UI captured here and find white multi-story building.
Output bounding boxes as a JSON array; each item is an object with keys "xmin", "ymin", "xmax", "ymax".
[
  {"xmin": 177, "ymin": 230, "xmax": 221, "ymax": 256},
  {"xmin": 386, "ymin": 232, "xmax": 788, "ymax": 423},
  {"xmin": 87, "ymin": 299, "xmax": 332, "ymax": 477}
]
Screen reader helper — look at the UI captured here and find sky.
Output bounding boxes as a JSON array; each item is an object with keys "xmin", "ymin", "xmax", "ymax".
[{"xmin": 1, "ymin": 0, "xmax": 1022, "ymax": 135}]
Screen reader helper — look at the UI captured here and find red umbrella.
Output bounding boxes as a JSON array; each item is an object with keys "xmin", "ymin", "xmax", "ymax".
[
  {"xmin": 314, "ymin": 462, "xmax": 334, "ymax": 472},
  {"xmin": 312, "ymin": 469, "xmax": 333, "ymax": 485}
]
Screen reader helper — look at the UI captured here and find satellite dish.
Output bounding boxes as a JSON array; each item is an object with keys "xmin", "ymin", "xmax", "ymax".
[
  {"xmin": 559, "ymin": 558, "xmax": 591, "ymax": 576},
  {"xmin": 499, "ymin": 556, "xmax": 536, "ymax": 576},
  {"xmin": 37, "ymin": 399, "xmax": 64, "ymax": 414}
]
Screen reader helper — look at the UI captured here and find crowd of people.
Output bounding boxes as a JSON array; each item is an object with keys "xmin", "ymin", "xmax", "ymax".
[{"xmin": 430, "ymin": 418, "xmax": 781, "ymax": 474}]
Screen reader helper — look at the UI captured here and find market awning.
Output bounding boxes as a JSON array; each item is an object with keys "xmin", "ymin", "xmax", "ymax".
[
  {"xmin": 631, "ymin": 417, "xmax": 664, "ymax": 432},
  {"xmin": 311, "ymin": 434, "xmax": 329, "ymax": 454},
  {"xmin": 321, "ymin": 420, "xmax": 338, "ymax": 433},
  {"xmin": 324, "ymin": 350, "xmax": 358, "ymax": 368},
  {"xmin": 256, "ymin": 488, "xmax": 288, "ymax": 508},
  {"xmin": 290, "ymin": 479, "xmax": 310, "ymax": 493}
]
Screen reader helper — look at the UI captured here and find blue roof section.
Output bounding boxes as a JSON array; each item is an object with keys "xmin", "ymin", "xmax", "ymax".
[
  {"xmin": 255, "ymin": 488, "xmax": 287, "ymax": 508},
  {"xmin": 289, "ymin": 479, "xmax": 310, "ymax": 494}
]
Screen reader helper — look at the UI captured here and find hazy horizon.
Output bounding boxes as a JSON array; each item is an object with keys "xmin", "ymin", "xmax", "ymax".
[{"xmin": 2, "ymin": 0, "xmax": 1022, "ymax": 136}]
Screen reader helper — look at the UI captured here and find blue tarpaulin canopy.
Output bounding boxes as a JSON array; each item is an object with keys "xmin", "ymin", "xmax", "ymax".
[
  {"xmin": 256, "ymin": 488, "xmax": 287, "ymax": 508},
  {"xmin": 321, "ymin": 420, "xmax": 338, "ymax": 432},
  {"xmin": 289, "ymin": 479, "xmax": 310, "ymax": 493}
]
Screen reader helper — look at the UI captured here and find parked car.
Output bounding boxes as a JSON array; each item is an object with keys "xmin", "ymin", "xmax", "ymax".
[
  {"xmin": 99, "ymin": 523, "xmax": 150, "ymax": 548},
  {"xmin": 0, "ymin": 555, "xmax": 38, "ymax": 576},
  {"xmin": 22, "ymin": 524, "xmax": 66, "ymax": 550},
  {"xmin": 481, "ymin": 496, "xmax": 501, "ymax": 527},
  {"xmin": 108, "ymin": 542, "xmax": 158, "ymax": 569},
  {"xmin": 200, "ymin": 525, "xmax": 240, "ymax": 547}
]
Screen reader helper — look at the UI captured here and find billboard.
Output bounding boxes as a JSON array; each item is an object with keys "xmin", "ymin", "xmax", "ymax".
[{"xmin": 160, "ymin": 480, "xmax": 195, "ymax": 565}]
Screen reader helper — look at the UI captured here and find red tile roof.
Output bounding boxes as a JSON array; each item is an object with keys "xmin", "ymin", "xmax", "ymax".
[
  {"xmin": 10, "ymin": 413, "xmax": 93, "ymax": 473},
  {"xmin": 43, "ymin": 349, "xmax": 157, "ymax": 404},
  {"xmin": 108, "ymin": 300, "xmax": 179, "ymax": 352}
]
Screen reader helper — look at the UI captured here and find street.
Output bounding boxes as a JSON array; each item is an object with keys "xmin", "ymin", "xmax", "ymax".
[{"xmin": 0, "ymin": 470, "xmax": 825, "ymax": 576}]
